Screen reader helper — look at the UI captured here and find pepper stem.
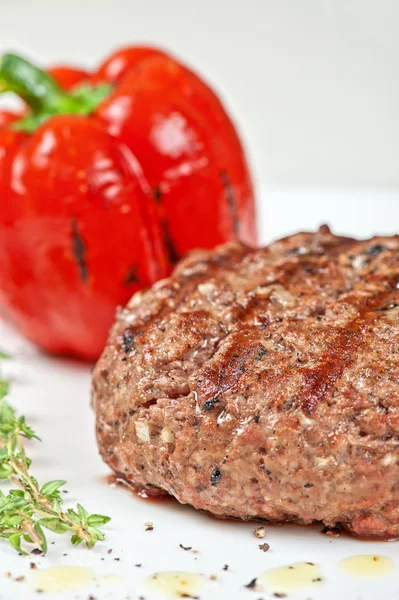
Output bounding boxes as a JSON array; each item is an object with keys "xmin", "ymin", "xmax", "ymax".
[
  {"xmin": 0, "ymin": 54, "xmax": 82, "ymax": 113},
  {"xmin": 0, "ymin": 53, "xmax": 112, "ymax": 133}
]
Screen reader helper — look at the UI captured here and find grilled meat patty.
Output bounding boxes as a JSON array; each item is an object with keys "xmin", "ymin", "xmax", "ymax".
[{"xmin": 92, "ymin": 226, "xmax": 399, "ymax": 539}]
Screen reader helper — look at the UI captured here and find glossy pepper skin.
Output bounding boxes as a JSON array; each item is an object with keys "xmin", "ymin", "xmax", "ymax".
[{"xmin": 0, "ymin": 47, "xmax": 256, "ymax": 360}]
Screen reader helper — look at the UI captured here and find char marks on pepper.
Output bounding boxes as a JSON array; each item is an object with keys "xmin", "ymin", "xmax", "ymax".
[
  {"xmin": 161, "ymin": 219, "xmax": 180, "ymax": 265},
  {"xmin": 124, "ymin": 265, "xmax": 140, "ymax": 286},
  {"xmin": 71, "ymin": 219, "xmax": 88, "ymax": 282},
  {"xmin": 220, "ymin": 169, "xmax": 239, "ymax": 236}
]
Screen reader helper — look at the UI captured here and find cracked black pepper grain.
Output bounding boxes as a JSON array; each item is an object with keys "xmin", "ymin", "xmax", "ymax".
[
  {"xmin": 365, "ymin": 244, "xmax": 386, "ymax": 256},
  {"xmin": 255, "ymin": 347, "xmax": 267, "ymax": 361},
  {"xmin": 245, "ymin": 578, "xmax": 257, "ymax": 589},
  {"xmin": 179, "ymin": 544, "xmax": 192, "ymax": 551},
  {"xmin": 259, "ymin": 543, "xmax": 270, "ymax": 552},
  {"xmin": 203, "ymin": 396, "xmax": 220, "ymax": 412},
  {"xmin": 210, "ymin": 468, "xmax": 221, "ymax": 486}
]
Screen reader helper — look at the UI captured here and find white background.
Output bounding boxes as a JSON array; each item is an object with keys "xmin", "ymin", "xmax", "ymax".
[{"xmin": 1, "ymin": 0, "xmax": 399, "ymax": 188}]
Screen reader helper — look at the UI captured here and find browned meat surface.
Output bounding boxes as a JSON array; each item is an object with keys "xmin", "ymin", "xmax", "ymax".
[{"xmin": 92, "ymin": 226, "xmax": 399, "ymax": 539}]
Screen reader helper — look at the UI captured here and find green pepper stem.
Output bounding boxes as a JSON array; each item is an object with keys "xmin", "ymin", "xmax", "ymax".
[
  {"xmin": 0, "ymin": 53, "xmax": 112, "ymax": 133},
  {"xmin": 0, "ymin": 53, "xmax": 82, "ymax": 113}
]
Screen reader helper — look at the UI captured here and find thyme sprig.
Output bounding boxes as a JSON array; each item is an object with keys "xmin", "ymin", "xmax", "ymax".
[{"xmin": 0, "ymin": 352, "xmax": 110, "ymax": 554}]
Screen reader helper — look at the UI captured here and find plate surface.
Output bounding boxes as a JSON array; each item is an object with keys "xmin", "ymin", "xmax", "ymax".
[{"xmin": 1, "ymin": 187, "xmax": 399, "ymax": 600}]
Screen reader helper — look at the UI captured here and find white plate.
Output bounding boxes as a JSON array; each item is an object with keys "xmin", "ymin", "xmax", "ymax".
[{"xmin": 1, "ymin": 187, "xmax": 398, "ymax": 600}]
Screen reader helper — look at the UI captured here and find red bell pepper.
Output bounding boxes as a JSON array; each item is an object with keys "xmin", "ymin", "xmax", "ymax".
[{"xmin": 0, "ymin": 47, "xmax": 256, "ymax": 360}]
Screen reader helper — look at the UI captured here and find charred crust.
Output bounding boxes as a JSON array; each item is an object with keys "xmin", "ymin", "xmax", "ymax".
[
  {"xmin": 71, "ymin": 219, "xmax": 88, "ymax": 282},
  {"xmin": 376, "ymin": 302, "xmax": 398, "ymax": 311},
  {"xmin": 285, "ymin": 246, "xmax": 306, "ymax": 256},
  {"xmin": 220, "ymin": 169, "xmax": 239, "ymax": 236},
  {"xmin": 365, "ymin": 244, "xmax": 387, "ymax": 256},
  {"xmin": 321, "ymin": 525, "xmax": 342, "ymax": 537},
  {"xmin": 253, "ymin": 414, "xmax": 260, "ymax": 423},
  {"xmin": 210, "ymin": 468, "xmax": 221, "ymax": 486},
  {"xmin": 203, "ymin": 399, "xmax": 215, "ymax": 411},
  {"xmin": 299, "ymin": 284, "xmax": 399, "ymax": 414},
  {"xmin": 161, "ymin": 219, "xmax": 180, "ymax": 265},
  {"xmin": 254, "ymin": 347, "xmax": 267, "ymax": 361},
  {"xmin": 122, "ymin": 329, "xmax": 135, "ymax": 353},
  {"xmin": 121, "ymin": 328, "xmax": 143, "ymax": 353},
  {"xmin": 203, "ymin": 395, "xmax": 221, "ymax": 412}
]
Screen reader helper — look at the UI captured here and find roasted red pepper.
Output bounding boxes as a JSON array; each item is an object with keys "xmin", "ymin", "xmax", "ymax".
[{"xmin": 0, "ymin": 47, "xmax": 256, "ymax": 360}]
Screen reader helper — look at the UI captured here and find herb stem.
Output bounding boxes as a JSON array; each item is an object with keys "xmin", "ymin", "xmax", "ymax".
[{"xmin": 0, "ymin": 351, "xmax": 110, "ymax": 554}]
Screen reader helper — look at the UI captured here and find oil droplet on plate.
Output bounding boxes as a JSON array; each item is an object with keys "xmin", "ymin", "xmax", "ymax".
[
  {"xmin": 339, "ymin": 555, "xmax": 395, "ymax": 579},
  {"xmin": 146, "ymin": 571, "xmax": 206, "ymax": 598},
  {"xmin": 31, "ymin": 566, "xmax": 122, "ymax": 593},
  {"xmin": 259, "ymin": 562, "xmax": 323, "ymax": 594},
  {"xmin": 32, "ymin": 567, "xmax": 96, "ymax": 593}
]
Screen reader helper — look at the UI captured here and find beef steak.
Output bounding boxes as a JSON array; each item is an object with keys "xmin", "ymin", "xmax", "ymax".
[{"xmin": 92, "ymin": 227, "xmax": 399, "ymax": 539}]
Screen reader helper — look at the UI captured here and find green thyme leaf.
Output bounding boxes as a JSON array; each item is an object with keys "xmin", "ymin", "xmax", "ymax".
[
  {"xmin": 71, "ymin": 534, "xmax": 83, "ymax": 546},
  {"xmin": 0, "ymin": 380, "xmax": 9, "ymax": 400},
  {"xmin": 0, "ymin": 352, "xmax": 110, "ymax": 554},
  {"xmin": 34, "ymin": 521, "xmax": 47, "ymax": 554},
  {"xmin": 77, "ymin": 503, "xmax": 89, "ymax": 521},
  {"xmin": 87, "ymin": 514, "xmax": 112, "ymax": 527},
  {"xmin": 66, "ymin": 508, "xmax": 80, "ymax": 524},
  {"xmin": 9, "ymin": 532, "xmax": 27, "ymax": 555},
  {"xmin": 39, "ymin": 518, "xmax": 71, "ymax": 534},
  {"xmin": 40, "ymin": 480, "xmax": 66, "ymax": 496}
]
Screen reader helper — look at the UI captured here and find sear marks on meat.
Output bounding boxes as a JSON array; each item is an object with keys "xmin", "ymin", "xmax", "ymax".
[{"xmin": 92, "ymin": 227, "xmax": 399, "ymax": 540}]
